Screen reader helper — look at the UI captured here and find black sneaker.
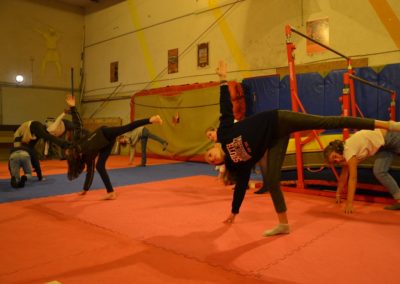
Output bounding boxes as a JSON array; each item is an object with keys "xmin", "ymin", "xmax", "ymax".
[
  {"xmin": 20, "ymin": 175, "xmax": 27, "ymax": 187},
  {"xmin": 384, "ymin": 203, "xmax": 400, "ymax": 210},
  {"xmin": 11, "ymin": 177, "xmax": 19, "ymax": 188},
  {"xmin": 21, "ymin": 175, "xmax": 27, "ymax": 183},
  {"xmin": 254, "ymin": 189, "xmax": 268, "ymax": 194}
]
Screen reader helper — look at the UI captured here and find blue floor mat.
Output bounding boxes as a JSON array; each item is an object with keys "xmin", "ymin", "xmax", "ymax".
[{"xmin": 0, "ymin": 162, "xmax": 218, "ymax": 203}]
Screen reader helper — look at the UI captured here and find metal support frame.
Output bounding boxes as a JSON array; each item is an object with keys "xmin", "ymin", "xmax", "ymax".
[
  {"xmin": 284, "ymin": 24, "xmax": 396, "ymax": 193},
  {"xmin": 349, "ymin": 74, "xmax": 397, "ymax": 120}
]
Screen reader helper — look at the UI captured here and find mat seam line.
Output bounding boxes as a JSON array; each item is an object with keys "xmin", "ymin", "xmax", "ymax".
[{"xmin": 253, "ymin": 221, "xmax": 346, "ymax": 276}]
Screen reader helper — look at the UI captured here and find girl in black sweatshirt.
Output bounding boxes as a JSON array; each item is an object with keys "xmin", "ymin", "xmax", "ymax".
[
  {"xmin": 65, "ymin": 105, "xmax": 163, "ymax": 200},
  {"xmin": 205, "ymin": 60, "xmax": 400, "ymax": 236}
]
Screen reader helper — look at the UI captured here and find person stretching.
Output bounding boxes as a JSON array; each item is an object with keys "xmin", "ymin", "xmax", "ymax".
[
  {"xmin": 324, "ymin": 129, "xmax": 400, "ymax": 212},
  {"xmin": 118, "ymin": 126, "xmax": 168, "ymax": 166},
  {"xmin": 205, "ymin": 60, "xmax": 400, "ymax": 236},
  {"xmin": 65, "ymin": 101, "xmax": 163, "ymax": 200}
]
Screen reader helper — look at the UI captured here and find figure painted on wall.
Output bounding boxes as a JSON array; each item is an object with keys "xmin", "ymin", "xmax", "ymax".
[{"xmin": 35, "ymin": 26, "xmax": 62, "ymax": 76}]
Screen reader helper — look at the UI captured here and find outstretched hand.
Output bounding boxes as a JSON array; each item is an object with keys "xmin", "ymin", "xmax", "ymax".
[
  {"xmin": 150, "ymin": 115, "xmax": 163, "ymax": 125},
  {"xmin": 216, "ymin": 60, "xmax": 227, "ymax": 80},
  {"xmin": 223, "ymin": 213, "xmax": 236, "ymax": 224},
  {"xmin": 344, "ymin": 202, "xmax": 353, "ymax": 214},
  {"xmin": 66, "ymin": 93, "xmax": 75, "ymax": 107}
]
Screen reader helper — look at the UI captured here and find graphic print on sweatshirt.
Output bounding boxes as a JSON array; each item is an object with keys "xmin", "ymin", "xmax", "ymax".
[{"xmin": 226, "ymin": 135, "xmax": 252, "ymax": 162}]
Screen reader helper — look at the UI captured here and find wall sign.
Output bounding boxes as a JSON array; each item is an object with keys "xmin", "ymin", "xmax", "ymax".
[
  {"xmin": 306, "ymin": 18, "xmax": 329, "ymax": 55},
  {"xmin": 197, "ymin": 42, "xmax": 209, "ymax": 68},
  {"xmin": 168, "ymin": 48, "xmax": 179, "ymax": 74}
]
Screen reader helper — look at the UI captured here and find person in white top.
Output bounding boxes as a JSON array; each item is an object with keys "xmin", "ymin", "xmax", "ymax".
[
  {"xmin": 118, "ymin": 126, "xmax": 168, "ymax": 166},
  {"xmin": 324, "ymin": 128, "xmax": 400, "ymax": 213}
]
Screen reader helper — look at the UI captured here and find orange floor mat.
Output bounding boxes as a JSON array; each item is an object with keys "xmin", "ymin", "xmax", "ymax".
[{"xmin": 1, "ymin": 172, "xmax": 399, "ymax": 284}]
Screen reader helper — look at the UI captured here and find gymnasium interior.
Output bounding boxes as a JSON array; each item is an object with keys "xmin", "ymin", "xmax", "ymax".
[{"xmin": 1, "ymin": 1, "xmax": 400, "ymax": 283}]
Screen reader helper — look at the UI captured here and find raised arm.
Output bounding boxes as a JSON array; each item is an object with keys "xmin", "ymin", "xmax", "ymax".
[
  {"xmin": 65, "ymin": 93, "xmax": 75, "ymax": 108},
  {"xmin": 216, "ymin": 59, "xmax": 227, "ymax": 81},
  {"xmin": 217, "ymin": 60, "xmax": 234, "ymax": 129},
  {"xmin": 65, "ymin": 93, "xmax": 85, "ymax": 140}
]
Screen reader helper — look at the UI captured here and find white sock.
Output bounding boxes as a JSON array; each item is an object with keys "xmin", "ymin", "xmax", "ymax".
[
  {"xmin": 263, "ymin": 223, "xmax": 290, "ymax": 237},
  {"xmin": 388, "ymin": 121, "xmax": 400, "ymax": 132}
]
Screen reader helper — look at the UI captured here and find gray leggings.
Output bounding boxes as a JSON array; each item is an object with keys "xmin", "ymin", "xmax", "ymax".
[{"xmin": 261, "ymin": 110, "xmax": 375, "ymax": 213}]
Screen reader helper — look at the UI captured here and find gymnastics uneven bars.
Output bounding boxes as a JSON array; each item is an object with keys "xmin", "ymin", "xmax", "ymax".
[
  {"xmin": 284, "ymin": 24, "xmax": 397, "ymax": 193},
  {"xmin": 289, "ymin": 27, "xmax": 397, "ymax": 121},
  {"xmin": 284, "ymin": 25, "xmax": 353, "ymax": 189}
]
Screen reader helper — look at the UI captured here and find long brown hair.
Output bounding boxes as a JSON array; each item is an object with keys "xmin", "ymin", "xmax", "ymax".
[
  {"xmin": 220, "ymin": 167, "xmax": 238, "ymax": 185},
  {"xmin": 323, "ymin": 140, "xmax": 344, "ymax": 162},
  {"xmin": 65, "ymin": 145, "xmax": 85, "ymax": 180}
]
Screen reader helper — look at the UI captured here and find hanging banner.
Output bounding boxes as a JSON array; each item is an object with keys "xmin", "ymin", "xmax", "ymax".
[
  {"xmin": 168, "ymin": 48, "xmax": 178, "ymax": 73},
  {"xmin": 306, "ymin": 18, "xmax": 329, "ymax": 55},
  {"xmin": 197, "ymin": 42, "xmax": 209, "ymax": 68}
]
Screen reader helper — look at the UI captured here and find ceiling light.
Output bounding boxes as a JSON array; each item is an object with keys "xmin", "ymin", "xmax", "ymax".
[{"xmin": 16, "ymin": 74, "xmax": 24, "ymax": 83}]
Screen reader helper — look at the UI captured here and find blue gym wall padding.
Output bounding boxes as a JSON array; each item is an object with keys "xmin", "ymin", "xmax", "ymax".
[
  {"xmin": 242, "ymin": 75, "xmax": 280, "ymax": 115},
  {"xmin": 323, "ymin": 69, "xmax": 345, "ymax": 116},
  {"xmin": 239, "ymin": 64, "xmax": 400, "ymax": 188},
  {"xmin": 379, "ymin": 64, "xmax": 400, "ymax": 120},
  {"xmin": 278, "ymin": 75, "xmax": 292, "ymax": 110},
  {"xmin": 354, "ymin": 67, "xmax": 380, "ymax": 119},
  {"xmin": 242, "ymin": 63, "xmax": 400, "ymax": 122}
]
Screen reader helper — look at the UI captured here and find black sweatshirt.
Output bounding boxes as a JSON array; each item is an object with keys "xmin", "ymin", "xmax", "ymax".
[
  {"xmin": 76, "ymin": 119, "xmax": 151, "ymax": 191},
  {"xmin": 217, "ymin": 85, "xmax": 279, "ymax": 213}
]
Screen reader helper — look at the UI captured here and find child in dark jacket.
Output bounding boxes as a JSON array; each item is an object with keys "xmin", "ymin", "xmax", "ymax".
[{"xmin": 65, "ymin": 96, "xmax": 163, "ymax": 200}]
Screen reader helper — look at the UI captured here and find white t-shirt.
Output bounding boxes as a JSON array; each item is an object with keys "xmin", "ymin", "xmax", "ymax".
[
  {"xmin": 343, "ymin": 129, "xmax": 385, "ymax": 162},
  {"xmin": 125, "ymin": 126, "xmax": 144, "ymax": 146}
]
